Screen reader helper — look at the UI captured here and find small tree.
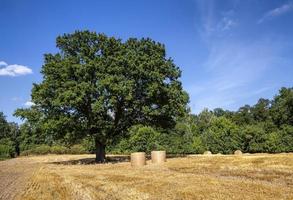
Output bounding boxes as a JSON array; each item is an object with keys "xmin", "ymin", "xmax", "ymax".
[
  {"xmin": 0, "ymin": 112, "xmax": 10, "ymax": 139},
  {"xmin": 0, "ymin": 112, "xmax": 21, "ymax": 158},
  {"xmin": 128, "ymin": 125, "xmax": 161, "ymax": 153},
  {"xmin": 202, "ymin": 117, "xmax": 241, "ymax": 154},
  {"xmin": 252, "ymin": 98, "xmax": 271, "ymax": 122},
  {"xmin": 23, "ymin": 31, "xmax": 188, "ymax": 162},
  {"xmin": 240, "ymin": 123, "xmax": 268, "ymax": 153},
  {"xmin": 270, "ymin": 87, "xmax": 293, "ymax": 127}
]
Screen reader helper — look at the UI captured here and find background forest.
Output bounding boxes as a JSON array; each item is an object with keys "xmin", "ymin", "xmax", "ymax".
[{"xmin": 1, "ymin": 86, "xmax": 292, "ymax": 160}]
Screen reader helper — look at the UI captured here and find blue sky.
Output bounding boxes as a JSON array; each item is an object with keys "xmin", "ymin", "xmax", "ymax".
[{"xmin": 0, "ymin": 0, "xmax": 293, "ymax": 123}]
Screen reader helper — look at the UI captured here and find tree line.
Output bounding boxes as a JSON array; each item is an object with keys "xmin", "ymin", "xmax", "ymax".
[
  {"xmin": 1, "ymin": 86, "xmax": 292, "ymax": 160},
  {"xmin": 0, "ymin": 31, "xmax": 292, "ymax": 161},
  {"xmin": 106, "ymin": 87, "xmax": 293, "ymax": 154}
]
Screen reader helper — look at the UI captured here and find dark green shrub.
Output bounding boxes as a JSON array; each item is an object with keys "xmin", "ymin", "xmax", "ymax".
[
  {"xmin": 278, "ymin": 125, "xmax": 293, "ymax": 152},
  {"xmin": 128, "ymin": 125, "xmax": 162, "ymax": 153},
  {"xmin": 109, "ymin": 138, "xmax": 131, "ymax": 154},
  {"xmin": 50, "ymin": 145, "xmax": 69, "ymax": 154},
  {"xmin": 20, "ymin": 149, "xmax": 33, "ymax": 156},
  {"xmin": 191, "ymin": 136, "xmax": 205, "ymax": 154},
  {"xmin": 265, "ymin": 131, "xmax": 283, "ymax": 153},
  {"xmin": 81, "ymin": 137, "xmax": 95, "ymax": 153},
  {"xmin": 0, "ymin": 144, "xmax": 12, "ymax": 159},
  {"xmin": 32, "ymin": 145, "xmax": 51, "ymax": 154},
  {"xmin": 112, "ymin": 125, "xmax": 163, "ymax": 154},
  {"xmin": 0, "ymin": 139, "xmax": 15, "ymax": 158},
  {"xmin": 240, "ymin": 124, "xmax": 268, "ymax": 153},
  {"xmin": 202, "ymin": 117, "xmax": 241, "ymax": 154},
  {"xmin": 68, "ymin": 144, "xmax": 88, "ymax": 154}
]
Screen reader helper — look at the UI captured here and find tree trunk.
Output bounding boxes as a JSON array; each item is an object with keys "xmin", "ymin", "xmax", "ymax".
[
  {"xmin": 15, "ymin": 144, "xmax": 20, "ymax": 157},
  {"xmin": 95, "ymin": 138, "xmax": 106, "ymax": 163}
]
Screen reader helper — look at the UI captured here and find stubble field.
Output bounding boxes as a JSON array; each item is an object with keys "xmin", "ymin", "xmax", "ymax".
[{"xmin": 0, "ymin": 153, "xmax": 292, "ymax": 200}]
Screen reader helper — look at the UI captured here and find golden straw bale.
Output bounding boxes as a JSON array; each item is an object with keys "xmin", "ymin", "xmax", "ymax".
[
  {"xmin": 234, "ymin": 150, "xmax": 243, "ymax": 155},
  {"xmin": 203, "ymin": 151, "xmax": 212, "ymax": 155},
  {"xmin": 130, "ymin": 152, "xmax": 146, "ymax": 167},
  {"xmin": 151, "ymin": 151, "xmax": 166, "ymax": 164}
]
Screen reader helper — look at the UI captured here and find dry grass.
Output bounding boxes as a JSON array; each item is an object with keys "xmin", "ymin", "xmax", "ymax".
[{"xmin": 0, "ymin": 153, "xmax": 292, "ymax": 200}]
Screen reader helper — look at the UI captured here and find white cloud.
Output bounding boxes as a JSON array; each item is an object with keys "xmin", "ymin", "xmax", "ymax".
[
  {"xmin": 0, "ymin": 61, "xmax": 7, "ymax": 66},
  {"xmin": 258, "ymin": 2, "xmax": 293, "ymax": 24},
  {"xmin": 0, "ymin": 61, "xmax": 33, "ymax": 77},
  {"xmin": 24, "ymin": 101, "xmax": 35, "ymax": 107}
]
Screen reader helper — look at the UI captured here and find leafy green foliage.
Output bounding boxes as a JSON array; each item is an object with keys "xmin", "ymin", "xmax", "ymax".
[
  {"xmin": 0, "ymin": 112, "xmax": 10, "ymax": 138},
  {"xmin": 18, "ymin": 31, "xmax": 188, "ymax": 161},
  {"xmin": 252, "ymin": 98, "xmax": 271, "ymax": 122},
  {"xmin": 233, "ymin": 105, "xmax": 254, "ymax": 125},
  {"xmin": 0, "ymin": 112, "xmax": 20, "ymax": 159},
  {"xmin": 271, "ymin": 87, "xmax": 293, "ymax": 127},
  {"xmin": 50, "ymin": 145, "xmax": 69, "ymax": 154},
  {"xmin": 0, "ymin": 139, "xmax": 14, "ymax": 159},
  {"xmin": 162, "ymin": 115, "xmax": 202, "ymax": 154},
  {"xmin": 20, "ymin": 144, "xmax": 89, "ymax": 156},
  {"xmin": 202, "ymin": 117, "xmax": 241, "ymax": 154},
  {"xmin": 80, "ymin": 137, "xmax": 96, "ymax": 153},
  {"xmin": 69, "ymin": 144, "xmax": 88, "ymax": 154},
  {"xmin": 276, "ymin": 125, "xmax": 293, "ymax": 152},
  {"xmin": 112, "ymin": 125, "xmax": 162, "ymax": 153},
  {"xmin": 195, "ymin": 108, "xmax": 215, "ymax": 132},
  {"xmin": 240, "ymin": 124, "xmax": 268, "ymax": 153}
]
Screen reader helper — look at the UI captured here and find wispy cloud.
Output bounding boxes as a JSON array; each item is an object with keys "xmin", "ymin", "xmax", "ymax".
[
  {"xmin": 195, "ymin": 0, "xmax": 237, "ymax": 38},
  {"xmin": 258, "ymin": 2, "xmax": 293, "ymax": 24},
  {"xmin": 24, "ymin": 101, "xmax": 35, "ymax": 107},
  {"xmin": 187, "ymin": 38, "xmax": 285, "ymax": 113},
  {"xmin": 188, "ymin": 1, "xmax": 292, "ymax": 113},
  {"xmin": 0, "ymin": 61, "xmax": 33, "ymax": 76},
  {"xmin": 195, "ymin": 0, "xmax": 216, "ymax": 37},
  {"xmin": 217, "ymin": 17, "xmax": 237, "ymax": 31}
]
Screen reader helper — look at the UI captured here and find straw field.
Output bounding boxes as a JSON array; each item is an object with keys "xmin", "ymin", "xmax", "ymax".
[{"xmin": 0, "ymin": 153, "xmax": 292, "ymax": 200}]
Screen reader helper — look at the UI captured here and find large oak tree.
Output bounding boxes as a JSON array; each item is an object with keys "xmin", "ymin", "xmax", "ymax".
[{"xmin": 29, "ymin": 31, "xmax": 189, "ymax": 162}]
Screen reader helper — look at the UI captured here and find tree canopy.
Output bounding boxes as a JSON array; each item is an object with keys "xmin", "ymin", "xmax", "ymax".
[{"xmin": 25, "ymin": 30, "xmax": 189, "ymax": 162}]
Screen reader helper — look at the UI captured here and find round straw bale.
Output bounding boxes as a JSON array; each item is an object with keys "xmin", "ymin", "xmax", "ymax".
[
  {"xmin": 203, "ymin": 151, "xmax": 212, "ymax": 155},
  {"xmin": 186, "ymin": 154, "xmax": 198, "ymax": 157},
  {"xmin": 151, "ymin": 151, "xmax": 166, "ymax": 164},
  {"xmin": 234, "ymin": 150, "xmax": 242, "ymax": 155},
  {"xmin": 131, "ymin": 152, "xmax": 146, "ymax": 167}
]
